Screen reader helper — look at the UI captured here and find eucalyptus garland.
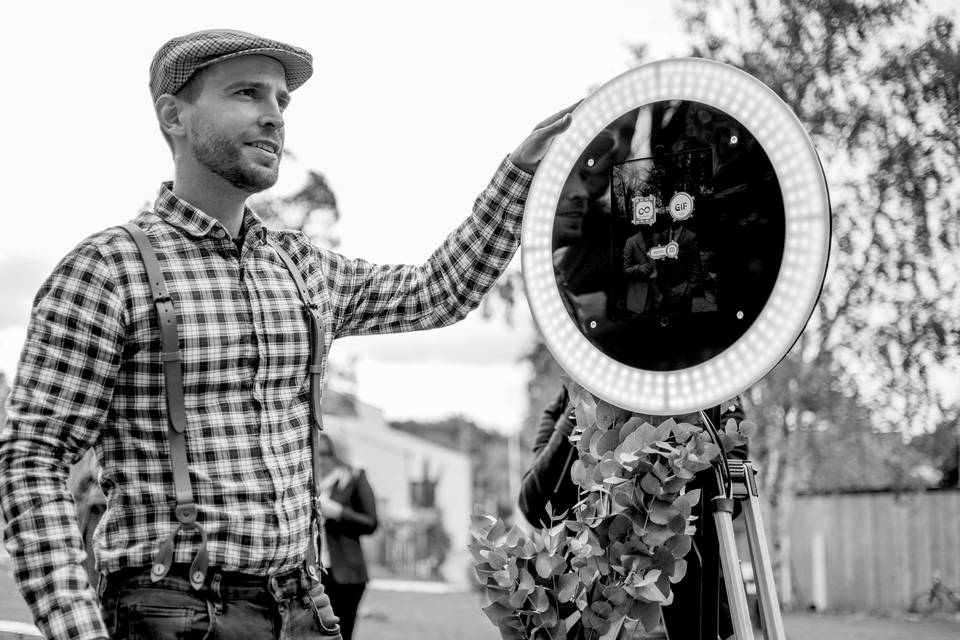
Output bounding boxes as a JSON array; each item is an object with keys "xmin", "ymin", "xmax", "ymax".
[{"xmin": 470, "ymin": 382, "xmax": 756, "ymax": 639}]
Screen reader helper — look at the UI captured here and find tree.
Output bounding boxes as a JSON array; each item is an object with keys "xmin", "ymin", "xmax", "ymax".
[
  {"xmin": 910, "ymin": 408, "xmax": 960, "ymax": 487},
  {"xmin": 252, "ymin": 153, "xmax": 341, "ymax": 248},
  {"xmin": 671, "ymin": 0, "xmax": 960, "ymax": 602}
]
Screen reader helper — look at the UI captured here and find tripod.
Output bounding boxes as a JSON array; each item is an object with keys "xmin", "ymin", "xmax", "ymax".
[{"xmin": 709, "ymin": 458, "xmax": 786, "ymax": 640}]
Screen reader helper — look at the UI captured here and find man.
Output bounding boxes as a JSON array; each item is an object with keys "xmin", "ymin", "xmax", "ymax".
[{"xmin": 0, "ymin": 29, "xmax": 572, "ymax": 640}]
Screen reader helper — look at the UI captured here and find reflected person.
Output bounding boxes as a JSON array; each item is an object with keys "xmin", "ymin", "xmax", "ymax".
[{"xmin": 622, "ymin": 228, "xmax": 659, "ymax": 315}]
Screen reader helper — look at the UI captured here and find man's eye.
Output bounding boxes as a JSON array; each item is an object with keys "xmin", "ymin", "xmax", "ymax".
[{"xmin": 238, "ymin": 88, "xmax": 256, "ymax": 97}]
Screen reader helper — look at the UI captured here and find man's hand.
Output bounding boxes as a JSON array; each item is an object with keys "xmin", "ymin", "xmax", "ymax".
[{"xmin": 509, "ymin": 102, "xmax": 579, "ymax": 174}]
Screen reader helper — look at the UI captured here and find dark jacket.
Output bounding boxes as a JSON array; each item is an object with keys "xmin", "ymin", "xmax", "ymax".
[{"xmin": 323, "ymin": 468, "xmax": 378, "ymax": 584}]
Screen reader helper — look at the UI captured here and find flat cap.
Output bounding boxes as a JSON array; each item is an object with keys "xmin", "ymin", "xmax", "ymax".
[{"xmin": 150, "ymin": 29, "xmax": 313, "ymax": 101}]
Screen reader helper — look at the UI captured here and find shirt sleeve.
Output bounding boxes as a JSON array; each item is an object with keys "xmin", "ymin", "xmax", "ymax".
[
  {"xmin": 323, "ymin": 156, "xmax": 532, "ymax": 338},
  {"xmin": 0, "ymin": 240, "xmax": 124, "ymax": 640}
]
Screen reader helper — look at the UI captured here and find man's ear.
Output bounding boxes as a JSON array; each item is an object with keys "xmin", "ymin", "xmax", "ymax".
[{"xmin": 155, "ymin": 94, "xmax": 187, "ymax": 142}]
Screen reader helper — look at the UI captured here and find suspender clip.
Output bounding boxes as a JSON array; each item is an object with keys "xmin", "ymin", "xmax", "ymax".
[{"xmin": 175, "ymin": 502, "xmax": 198, "ymax": 525}]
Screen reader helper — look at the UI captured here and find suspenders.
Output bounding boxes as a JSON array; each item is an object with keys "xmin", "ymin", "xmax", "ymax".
[{"xmin": 119, "ymin": 223, "xmax": 326, "ymax": 588}]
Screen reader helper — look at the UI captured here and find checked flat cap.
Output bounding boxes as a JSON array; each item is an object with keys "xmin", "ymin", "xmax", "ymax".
[{"xmin": 150, "ymin": 29, "xmax": 313, "ymax": 100}]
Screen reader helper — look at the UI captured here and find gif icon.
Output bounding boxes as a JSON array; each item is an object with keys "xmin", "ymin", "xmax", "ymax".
[{"xmin": 632, "ymin": 195, "xmax": 657, "ymax": 225}]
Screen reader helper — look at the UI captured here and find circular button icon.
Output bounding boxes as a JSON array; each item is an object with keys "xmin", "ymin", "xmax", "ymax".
[{"xmin": 669, "ymin": 192, "xmax": 694, "ymax": 221}]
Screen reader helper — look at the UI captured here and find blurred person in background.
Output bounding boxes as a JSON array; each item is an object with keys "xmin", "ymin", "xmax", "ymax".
[{"xmin": 316, "ymin": 433, "xmax": 378, "ymax": 640}]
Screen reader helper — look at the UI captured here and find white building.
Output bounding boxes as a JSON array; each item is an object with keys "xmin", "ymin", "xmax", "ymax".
[{"xmin": 324, "ymin": 400, "xmax": 474, "ymax": 588}]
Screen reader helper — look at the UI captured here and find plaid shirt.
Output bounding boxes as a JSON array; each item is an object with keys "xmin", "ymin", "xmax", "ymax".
[{"xmin": 0, "ymin": 157, "xmax": 531, "ymax": 640}]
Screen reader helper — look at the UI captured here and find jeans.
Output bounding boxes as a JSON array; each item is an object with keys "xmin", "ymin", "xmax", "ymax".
[{"xmin": 100, "ymin": 564, "xmax": 342, "ymax": 640}]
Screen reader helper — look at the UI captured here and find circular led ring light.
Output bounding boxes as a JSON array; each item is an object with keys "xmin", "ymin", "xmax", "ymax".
[{"xmin": 522, "ymin": 58, "xmax": 831, "ymax": 415}]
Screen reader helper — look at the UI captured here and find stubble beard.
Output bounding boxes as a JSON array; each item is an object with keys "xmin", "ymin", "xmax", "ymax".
[{"xmin": 190, "ymin": 119, "xmax": 280, "ymax": 194}]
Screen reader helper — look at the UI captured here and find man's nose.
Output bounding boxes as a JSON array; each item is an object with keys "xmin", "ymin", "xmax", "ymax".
[
  {"xmin": 565, "ymin": 171, "xmax": 589, "ymax": 203},
  {"xmin": 258, "ymin": 99, "xmax": 285, "ymax": 130}
]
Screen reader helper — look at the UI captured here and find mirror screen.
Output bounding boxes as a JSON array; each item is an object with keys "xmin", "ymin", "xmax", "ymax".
[{"xmin": 552, "ymin": 101, "xmax": 785, "ymax": 370}]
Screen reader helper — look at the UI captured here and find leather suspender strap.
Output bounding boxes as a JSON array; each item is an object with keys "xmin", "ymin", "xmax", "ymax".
[
  {"xmin": 265, "ymin": 238, "xmax": 325, "ymax": 432},
  {"xmin": 266, "ymin": 237, "xmax": 326, "ymax": 580},
  {"xmin": 120, "ymin": 223, "xmax": 209, "ymax": 590}
]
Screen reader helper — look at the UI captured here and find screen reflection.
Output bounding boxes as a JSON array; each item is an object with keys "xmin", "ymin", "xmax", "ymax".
[{"xmin": 552, "ymin": 101, "xmax": 784, "ymax": 370}]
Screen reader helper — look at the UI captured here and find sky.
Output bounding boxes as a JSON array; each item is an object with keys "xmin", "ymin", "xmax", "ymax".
[{"xmin": 2, "ymin": 1, "xmax": 957, "ymax": 434}]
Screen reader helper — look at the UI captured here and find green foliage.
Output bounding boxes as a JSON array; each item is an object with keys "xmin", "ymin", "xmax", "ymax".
[{"xmin": 471, "ymin": 386, "xmax": 748, "ymax": 639}]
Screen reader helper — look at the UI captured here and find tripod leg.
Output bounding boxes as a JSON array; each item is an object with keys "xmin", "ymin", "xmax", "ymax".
[
  {"xmin": 712, "ymin": 497, "xmax": 754, "ymax": 639},
  {"xmin": 742, "ymin": 489, "xmax": 786, "ymax": 639}
]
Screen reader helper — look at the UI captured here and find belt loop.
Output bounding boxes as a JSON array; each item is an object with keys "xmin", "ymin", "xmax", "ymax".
[{"xmin": 210, "ymin": 572, "xmax": 223, "ymax": 615}]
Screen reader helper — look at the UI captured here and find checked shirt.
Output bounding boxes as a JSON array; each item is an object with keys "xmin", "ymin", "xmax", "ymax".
[{"xmin": 0, "ymin": 157, "xmax": 531, "ymax": 640}]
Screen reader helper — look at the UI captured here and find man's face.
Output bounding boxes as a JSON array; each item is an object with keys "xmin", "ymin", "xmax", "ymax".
[
  {"xmin": 179, "ymin": 55, "xmax": 290, "ymax": 193},
  {"xmin": 579, "ymin": 111, "xmax": 638, "ymax": 201}
]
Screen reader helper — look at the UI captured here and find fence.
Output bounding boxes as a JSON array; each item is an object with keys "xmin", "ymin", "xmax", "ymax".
[
  {"xmin": 365, "ymin": 515, "xmax": 450, "ymax": 580},
  {"xmin": 788, "ymin": 487, "xmax": 960, "ymax": 613}
]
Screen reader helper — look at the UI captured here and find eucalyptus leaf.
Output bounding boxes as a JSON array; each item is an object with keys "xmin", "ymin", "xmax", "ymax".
[
  {"xmin": 578, "ymin": 424, "xmax": 599, "ymax": 454},
  {"xmin": 493, "ymin": 567, "xmax": 514, "ymax": 588},
  {"xmin": 517, "ymin": 567, "xmax": 535, "ymax": 594},
  {"xmin": 670, "ymin": 558, "xmax": 688, "ymax": 584},
  {"xmin": 641, "ymin": 522, "xmax": 674, "ymax": 547},
  {"xmin": 576, "ymin": 402, "xmax": 597, "ymax": 432},
  {"xmin": 596, "ymin": 400, "xmax": 617, "ymax": 429},
  {"xmin": 640, "ymin": 472, "xmax": 662, "ymax": 496},
  {"xmin": 668, "ymin": 513, "xmax": 688, "ymax": 534},
  {"xmin": 531, "ymin": 586, "xmax": 550, "ymax": 613},
  {"xmin": 482, "ymin": 600, "xmax": 514, "ymax": 625},
  {"xmin": 486, "ymin": 584, "xmax": 510, "ymax": 603},
  {"xmin": 672, "ymin": 421, "xmax": 695, "ymax": 443},
  {"xmin": 662, "ymin": 476, "xmax": 686, "ymax": 494},
  {"xmin": 633, "ymin": 601, "xmax": 662, "ymax": 632},
  {"xmin": 570, "ymin": 459, "xmax": 589, "ymax": 488},
  {"xmin": 648, "ymin": 499, "xmax": 680, "ymax": 525},
  {"xmin": 611, "ymin": 482, "xmax": 635, "ymax": 510},
  {"xmin": 602, "ymin": 584, "xmax": 629, "ymax": 606},
  {"xmin": 652, "ymin": 461, "xmax": 670, "ymax": 481},
  {"xmin": 598, "ymin": 457, "xmax": 622, "ymax": 478},
  {"xmin": 487, "ymin": 549, "xmax": 508, "ymax": 570},
  {"xmin": 535, "ymin": 553, "xmax": 554, "ymax": 579},
  {"xmin": 651, "ymin": 420, "xmax": 674, "ymax": 443},
  {"xmin": 596, "ymin": 429, "xmax": 621, "ymax": 455},
  {"xmin": 508, "ymin": 587, "xmax": 528, "ymax": 609},
  {"xmin": 557, "ymin": 573, "xmax": 580, "ymax": 603},
  {"xmin": 664, "ymin": 533, "xmax": 692, "ymax": 559},
  {"xmin": 539, "ymin": 602, "xmax": 559, "ymax": 627},
  {"xmin": 619, "ymin": 416, "xmax": 647, "ymax": 441}
]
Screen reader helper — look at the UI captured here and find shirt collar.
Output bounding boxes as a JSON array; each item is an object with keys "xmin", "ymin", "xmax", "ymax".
[{"xmin": 154, "ymin": 181, "xmax": 267, "ymax": 245}]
